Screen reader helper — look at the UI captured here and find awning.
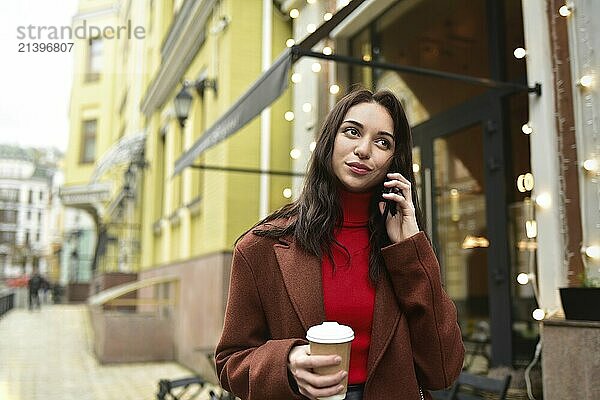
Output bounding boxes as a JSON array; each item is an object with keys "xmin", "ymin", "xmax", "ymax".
[
  {"xmin": 91, "ymin": 131, "xmax": 146, "ymax": 182},
  {"xmin": 173, "ymin": 0, "xmax": 368, "ymax": 176}
]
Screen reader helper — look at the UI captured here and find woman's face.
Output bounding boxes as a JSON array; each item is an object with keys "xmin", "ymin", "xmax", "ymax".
[{"xmin": 331, "ymin": 102, "xmax": 396, "ymax": 193}]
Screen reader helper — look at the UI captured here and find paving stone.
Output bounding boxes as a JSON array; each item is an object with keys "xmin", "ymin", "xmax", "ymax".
[{"xmin": 0, "ymin": 305, "xmax": 216, "ymax": 400}]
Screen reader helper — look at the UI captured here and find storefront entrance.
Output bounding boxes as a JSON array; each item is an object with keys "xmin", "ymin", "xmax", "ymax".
[{"xmin": 345, "ymin": 0, "xmax": 538, "ymax": 367}]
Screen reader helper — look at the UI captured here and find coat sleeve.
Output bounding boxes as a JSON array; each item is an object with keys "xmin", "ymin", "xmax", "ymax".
[
  {"xmin": 381, "ymin": 232, "xmax": 464, "ymax": 390},
  {"xmin": 215, "ymin": 246, "xmax": 307, "ymax": 400}
]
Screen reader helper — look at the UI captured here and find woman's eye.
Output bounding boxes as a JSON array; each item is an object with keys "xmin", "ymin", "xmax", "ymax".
[
  {"xmin": 344, "ymin": 127, "xmax": 360, "ymax": 136},
  {"xmin": 376, "ymin": 138, "xmax": 392, "ymax": 149}
]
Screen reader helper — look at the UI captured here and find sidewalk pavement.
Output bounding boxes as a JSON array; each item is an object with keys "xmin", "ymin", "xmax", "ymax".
[{"xmin": 0, "ymin": 304, "xmax": 209, "ymax": 400}]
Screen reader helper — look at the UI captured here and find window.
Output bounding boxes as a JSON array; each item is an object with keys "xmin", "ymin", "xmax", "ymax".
[
  {"xmin": 38, "ymin": 211, "xmax": 42, "ymax": 223},
  {"xmin": 81, "ymin": 119, "xmax": 97, "ymax": 163},
  {"xmin": 86, "ymin": 37, "xmax": 103, "ymax": 82},
  {"xmin": 0, "ymin": 210, "xmax": 17, "ymax": 224},
  {"xmin": 0, "ymin": 231, "xmax": 16, "ymax": 245},
  {"xmin": 39, "ymin": 191, "xmax": 43, "ymax": 202},
  {"xmin": 28, "ymin": 190, "xmax": 33, "ymax": 204}
]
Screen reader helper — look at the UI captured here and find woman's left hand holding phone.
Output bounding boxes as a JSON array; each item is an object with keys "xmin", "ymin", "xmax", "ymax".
[{"xmin": 380, "ymin": 172, "xmax": 420, "ymax": 242}]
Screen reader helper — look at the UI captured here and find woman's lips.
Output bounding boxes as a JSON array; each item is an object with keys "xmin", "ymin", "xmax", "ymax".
[{"xmin": 346, "ymin": 163, "xmax": 371, "ymax": 175}]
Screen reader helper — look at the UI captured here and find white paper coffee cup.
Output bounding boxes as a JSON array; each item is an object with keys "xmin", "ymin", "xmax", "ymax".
[{"xmin": 306, "ymin": 322, "xmax": 355, "ymax": 400}]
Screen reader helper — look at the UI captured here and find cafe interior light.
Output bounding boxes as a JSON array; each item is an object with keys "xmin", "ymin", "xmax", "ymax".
[
  {"xmin": 286, "ymin": 38, "xmax": 295, "ymax": 47},
  {"xmin": 323, "ymin": 46, "xmax": 333, "ymax": 55},
  {"xmin": 290, "ymin": 9, "xmax": 299, "ymax": 18},
  {"xmin": 312, "ymin": 62, "xmax": 322, "ymax": 72},
  {"xmin": 412, "ymin": 163, "xmax": 420, "ymax": 173},
  {"xmin": 329, "ymin": 84, "xmax": 340, "ymax": 94},
  {"xmin": 302, "ymin": 103, "xmax": 312, "ymax": 113},
  {"xmin": 307, "ymin": 0, "xmax": 316, "ymax": 4},
  {"xmin": 513, "ymin": 47, "xmax": 527, "ymax": 59},
  {"xmin": 283, "ymin": 188, "xmax": 292, "ymax": 199},
  {"xmin": 284, "ymin": 111, "xmax": 295, "ymax": 121},
  {"xmin": 309, "ymin": 141, "xmax": 317, "ymax": 152},
  {"xmin": 291, "ymin": 73, "xmax": 302, "ymax": 83},
  {"xmin": 307, "ymin": 24, "xmax": 316, "ymax": 33},
  {"xmin": 290, "ymin": 148, "xmax": 301, "ymax": 159},
  {"xmin": 324, "ymin": 12, "xmax": 333, "ymax": 21}
]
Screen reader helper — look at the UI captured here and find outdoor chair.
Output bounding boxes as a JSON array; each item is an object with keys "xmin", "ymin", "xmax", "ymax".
[
  {"xmin": 156, "ymin": 376, "xmax": 208, "ymax": 400},
  {"xmin": 430, "ymin": 371, "xmax": 512, "ymax": 400}
]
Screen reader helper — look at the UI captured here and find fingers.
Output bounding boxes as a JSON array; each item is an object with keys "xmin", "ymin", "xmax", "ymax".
[{"xmin": 288, "ymin": 345, "xmax": 346, "ymax": 400}]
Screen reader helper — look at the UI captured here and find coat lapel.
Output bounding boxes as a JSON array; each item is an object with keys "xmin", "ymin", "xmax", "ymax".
[
  {"xmin": 366, "ymin": 274, "xmax": 401, "ymax": 382},
  {"xmin": 274, "ymin": 239, "xmax": 325, "ymax": 332}
]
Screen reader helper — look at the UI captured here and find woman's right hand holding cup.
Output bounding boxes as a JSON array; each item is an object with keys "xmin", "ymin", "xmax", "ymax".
[{"xmin": 288, "ymin": 345, "xmax": 347, "ymax": 400}]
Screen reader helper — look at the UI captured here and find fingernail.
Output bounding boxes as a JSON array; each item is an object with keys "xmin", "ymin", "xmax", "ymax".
[{"xmin": 335, "ymin": 356, "xmax": 342, "ymax": 363}]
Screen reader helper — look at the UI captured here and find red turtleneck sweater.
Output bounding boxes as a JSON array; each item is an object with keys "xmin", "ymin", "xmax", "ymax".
[{"xmin": 321, "ymin": 190, "xmax": 376, "ymax": 385}]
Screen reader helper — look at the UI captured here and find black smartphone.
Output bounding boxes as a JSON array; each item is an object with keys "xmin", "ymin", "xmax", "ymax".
[{"xmin": 382, "ymin": 184, "xmax": 402, "ymax": 218}]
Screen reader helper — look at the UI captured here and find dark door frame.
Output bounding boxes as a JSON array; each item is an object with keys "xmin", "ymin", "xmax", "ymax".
[{"xmin": 412, "ymin": 88, "xmax": 513, "ymax": 367}]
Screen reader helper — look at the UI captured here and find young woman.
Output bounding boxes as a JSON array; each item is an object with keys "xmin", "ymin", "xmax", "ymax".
[{"xmin": 215, "ymin": 89, "xmax": 464, "ymax": 400}]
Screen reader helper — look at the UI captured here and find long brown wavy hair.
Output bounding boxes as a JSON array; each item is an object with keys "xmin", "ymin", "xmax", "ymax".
[{"xmin": 244, "ymin": 88, "xmax": 426, "ymax": 283}]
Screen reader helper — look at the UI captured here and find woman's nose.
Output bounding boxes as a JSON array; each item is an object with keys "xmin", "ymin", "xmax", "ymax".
[{"xmin": 354, "ymin": 141, "xmax": 370, "ymax": 159}]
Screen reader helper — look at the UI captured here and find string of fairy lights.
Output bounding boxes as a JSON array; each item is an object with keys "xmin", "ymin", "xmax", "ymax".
[
  {"xmin": 279, "ymin": 0, "xmax": 347, "ymax": 199},
  {"xmin": 516, "ymin": 2, "xmax": 599, "ymax": 325}
]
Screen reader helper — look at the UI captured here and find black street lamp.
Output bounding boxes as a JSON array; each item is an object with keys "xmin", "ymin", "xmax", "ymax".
[{"xmin": 174, "ymin": 85, "xmax": 193, "ymax": 128}]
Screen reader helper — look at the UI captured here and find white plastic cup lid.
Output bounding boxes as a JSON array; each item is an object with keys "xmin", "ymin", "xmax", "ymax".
[{"xmin": 306, "ymin": 322, "xmax": 354, "ymax": 344}]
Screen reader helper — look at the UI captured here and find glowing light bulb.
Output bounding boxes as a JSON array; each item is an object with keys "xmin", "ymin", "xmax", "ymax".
[
  {"xmin": 290, "ymin": 148, "xmax": 301, "ymax": 159},
  {"xmin": 283, "ymin": 188, "xmax": 292, "ymax": 198},
  {"xmin": 579, "ymin": 75, "xmax": 593, "ymax": 88},
  {"xmin": 307, "ymin": 24, "xmax": 316, "ymax": 33},
  {"xmin": 340, "ymin": 0, "xmax": 350, "ymax": 7},
  {"xmin": 324, "ymin": 12, "xmax": 333, "ymax": 21},
  {"xmin": 413, "ymin": 163, "xmax": 420, "ymax": 173},
  {"xmin": 290, "ymin": 9, "xmax": 299, "ymax": 18},
  {"xmin": 307, "ymin": 0, "xmax": 316, "ymax": 4},
  {"xmin": 514, "ymin": 47, "xmax": 527, "ymax": 59},
  {"xmin": 302, "ymin": 103, "xmax": 312, "ymax": 113},
  {"xmin": 286, "ymin": 38, "xmax": 295, "ymax": 47},
  {"xmin": 329, "ymin": 84, "xmax": 340, "ymax": 94},
  {"xmin": 526, "ymin": 220, "xmax": 537, "ymax": 239},
  {"xmin": 323, "ymin": 46, "xmax": 332, "ymax": 55},
  {"xmin": 559, "ymin": 5, "xmax": 572, "ymax": 17},
  {"xmin": 284, "ymin": 111, "xmax": 295, "ymax": 121},
  {"xmin": 517, "ymin": 273, "xmax": 530, "ymax": 285},
  {"xmin": 309, "ymin": 141, "xmax": 316, "ymax": 152},
  {"xmin": 522, "ymin": 123, "xmax": 533, "ymax": 135},
  {"xmin": 535, "ymin": 192, "xmax": 551, "ymax": 209},
  {"xmin": 583, "ymin": 159, "xmax": 599, "ymax": 172},
  {"xmin": 312, "ymin": 62, "xmax": 322, "ymax": 72},
  {"xmin": 362, "ymin": 54, "xmax": 372, "ymax": 62},
  {"xmin": 532, "ymin": 309, "xmax": 545, "ymax": 321},
  {"xmin": 291, "ymin": 73, "xmax": 302, "ymax": 84},
  {"xmin": 584, "ymin": 245, "xmax": 600, "ymax": 260}
]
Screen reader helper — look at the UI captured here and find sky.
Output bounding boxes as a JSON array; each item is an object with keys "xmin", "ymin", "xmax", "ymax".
[{"xmin": 0, "ymin": 0, "xmax": 79, "ymax": 152}]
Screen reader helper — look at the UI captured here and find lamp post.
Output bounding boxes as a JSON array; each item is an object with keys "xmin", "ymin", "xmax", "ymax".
[{"xmin": 174, "ymin": 85, "xmax": 193, "ymax": 128}]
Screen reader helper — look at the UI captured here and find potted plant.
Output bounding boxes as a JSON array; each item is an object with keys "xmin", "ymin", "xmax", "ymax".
[{"xmin": 559, "ymin": 275, "xmax": 600, "ymax": 321}]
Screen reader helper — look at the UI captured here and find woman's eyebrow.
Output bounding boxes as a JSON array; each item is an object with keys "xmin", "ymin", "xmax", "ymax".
[{"xmin": 342, "ymin": 119, "xmax": 394, "ymax": 141}]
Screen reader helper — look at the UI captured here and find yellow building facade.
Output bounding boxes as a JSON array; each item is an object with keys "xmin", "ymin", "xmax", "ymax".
[{"xmin": 63, "ymin": 0, "xmax": 293, "ymax": 374}]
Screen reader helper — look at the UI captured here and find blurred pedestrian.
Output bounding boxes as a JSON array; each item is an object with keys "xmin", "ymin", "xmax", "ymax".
[
  {"xmin": 216, "ymin": 89, "xmax": 464, "ymax": 400},
  {"xmin": 28, "ymin": 270, "xmax": 43, "ymax": 310}
]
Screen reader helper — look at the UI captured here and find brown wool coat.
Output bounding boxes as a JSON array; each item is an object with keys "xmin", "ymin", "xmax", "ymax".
[{"xmin": 215, "ymin": 230, "xmax": 464, "ymax": 400}]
